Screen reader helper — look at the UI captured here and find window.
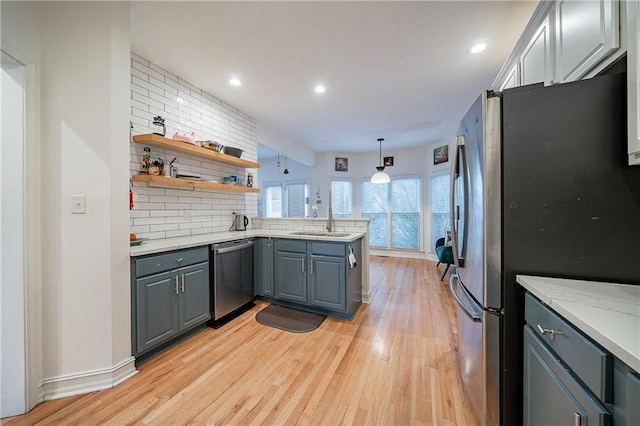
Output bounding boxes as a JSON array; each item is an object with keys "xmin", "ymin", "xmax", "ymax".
[
  {"xmin": 362, "ymin": 177, "xmax": 421, "ymax": 250},
  {"xmin": 362, "ymin": 181, "xmax": 388, "ymax": 247},
  {"xmin": 265, "ymin": 185, "xmax": 282, "ymax": 218},
  {"xmin": 286, "ymin": 182, "xmax": 308, "ymax": 218},
  {"xmin": 430, "ymin": 173, "xmax": 450, "ymax": 249},
  {"xmin": 331, "ymin": 180, "xmax": 353, "ymax": 218},
  {"xmin": 263, "ymin": 182, "xmax": 308, "ymax": 218},
  {"xmin": 391, "ymin": 178, "xmax": 420, "ymax": 249}
]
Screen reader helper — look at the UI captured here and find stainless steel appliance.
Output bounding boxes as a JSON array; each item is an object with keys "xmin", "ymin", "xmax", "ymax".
[
  {"xmin": 449, "ymin": 67, "xmax": 640, "ymax": 425},
  {"xmin": 231, "ymin": 213, "xmax": 249, "ymax": 231},
  {"xmin": 211, "ymin": 239, "xmax": 255, "ymax": 323}
]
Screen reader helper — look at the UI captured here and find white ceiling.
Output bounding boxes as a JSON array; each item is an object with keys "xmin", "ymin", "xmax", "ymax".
[{"xmin": 131, "ymin": 1, "xmax": 537, "ymax": 158}]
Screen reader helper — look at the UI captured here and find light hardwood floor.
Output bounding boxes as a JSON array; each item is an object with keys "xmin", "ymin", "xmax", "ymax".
[{"xmin": 3, "ymin": 256, "xmax": 477, "ymax": 425}]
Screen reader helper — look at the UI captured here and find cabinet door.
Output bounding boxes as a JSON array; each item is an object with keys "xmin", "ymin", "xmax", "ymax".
[
  {"xmin": 309, "ymin": 255, "xmax": 346, "ymax": 311},
  {"xmin": 521, "ymin": 15, "xmax": 554, "ymax": 86},
  {"xmin": 254, "ymin": 238, "xmax": 274, "ymax": 296},
  {"xmin": 178, "ymin": 262, "xmax": 210, "ymax": 331},
  {"xmin": 274, "ymin": 251, "xmax": 307, "ymax": 303},
  {"xmin": 628, "ymin": 0, "xmax": 640, "ymax": 165},
  {"xmin": 135, "ymin": 270, "xmax": 179, "ymax": 354},
  {"xmin": 523, "ymin": 326, "xmax": 611, "ymax": 426},
  {"xmin": 499, "ymin": 63, "xmax": 520, "ymax": 91},
  {"xmin": 554, "ymin": 0, "xmax": 619, "ymax": 83}
]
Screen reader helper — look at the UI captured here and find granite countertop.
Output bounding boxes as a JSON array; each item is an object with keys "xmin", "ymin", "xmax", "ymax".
[
  {"xmin": 130, "ymin": 230, "xmax": 365, "ymax": 257},
  {"xmin": 517, "ymin": 275, "xmax": 640, "ymax": 372}
]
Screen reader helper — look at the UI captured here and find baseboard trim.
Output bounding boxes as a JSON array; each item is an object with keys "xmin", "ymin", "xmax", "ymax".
[
  {"xmin": 39, "ymin": 356, "xmax": 137, "ymax": 401},
  {"xmin": 369, "ymin": 249, "xmax": 437, "ymax": 262}
]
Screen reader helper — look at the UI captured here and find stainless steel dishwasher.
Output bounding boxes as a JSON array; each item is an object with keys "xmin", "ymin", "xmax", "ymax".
[{"xmin": 211, "ymin": 238, "xmax": 255, "ymax": 323}]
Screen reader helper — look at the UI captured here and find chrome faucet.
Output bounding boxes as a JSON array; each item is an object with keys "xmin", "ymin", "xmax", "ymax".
[{"xmin": 326, "ymin": 189, "xmax": 334, "ymax": 232}]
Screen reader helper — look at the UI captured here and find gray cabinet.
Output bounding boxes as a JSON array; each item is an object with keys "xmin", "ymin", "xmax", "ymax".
[
  {"xmin": 254, "ymin": 238, "xmax": 274, "ymax": 297},
  {"xmin": 275, "ymin": 250, "xmax": 307, "ymax": 303},
  {"xmin": 523, "ymin": 326, "xmax": 611, "ymax": 425},
  {"xmin": 309, "ymin": 254, "xmax": 346, "ymax": 311},
  {"xmin": 263, "ymin": 238, "xmax": 362, "ymax": 319},
  {"xmin": 132, "ymin": 247, "xmax": 210, "ymax": 357},
  {"xmin": 523, "ymin": 292, "xmax": 640, "ymax": 425}
]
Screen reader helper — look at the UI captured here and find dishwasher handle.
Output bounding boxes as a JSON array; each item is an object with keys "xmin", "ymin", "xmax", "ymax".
[{"xmin": 214, "ymin": 240, "xmax": 255, "ymax": 254}]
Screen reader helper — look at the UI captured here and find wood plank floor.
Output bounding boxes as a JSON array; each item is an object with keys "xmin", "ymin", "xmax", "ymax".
[{"xmin": 3, "ymin": 256, "xmax": 477, "ymax": 425}]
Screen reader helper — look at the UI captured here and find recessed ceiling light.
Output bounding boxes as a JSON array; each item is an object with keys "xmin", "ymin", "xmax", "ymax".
[
  {"xmin": 229, "ymin": 77, "xmax": 242, "ymax": 87},
  {"xmin": 314, "ymin": 85, "xmax": 326, "ymax": 94},
  {"xmin": 469, "ymin": 43, "xmax": 487, "ymax": 54}
]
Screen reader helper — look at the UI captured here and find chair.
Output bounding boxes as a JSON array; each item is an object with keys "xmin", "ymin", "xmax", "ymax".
[{"xmin": 435, "ymin": 237, "xmax": 454, "ymax": 281}]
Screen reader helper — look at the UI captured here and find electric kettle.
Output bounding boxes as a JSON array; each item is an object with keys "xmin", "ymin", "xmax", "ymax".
[{"xmin": 232, "ymin": 213, "xmax": 249, "ymax": 231}]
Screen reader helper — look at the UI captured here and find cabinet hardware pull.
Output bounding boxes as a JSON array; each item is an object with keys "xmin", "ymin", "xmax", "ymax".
[
  {"xmin": 301, "ymin": 258, "xmax": 305, "ymax": 273},
  {"xmin": 311, "ymin": 259, "xmax": 314, "ymax": 275},
  {"xmin": 177, "ymin": 257, "xmax": 183, "ymax": 263},
  {"xmin": 574, "ymin": 412, "xmax": 581, "ymax": 426},
  {"xmin": 537, "ymin": 324, "xmax": 555, "ymax": 340},
  {"xmin": 181, "ymin": 273, "xmax": 185, "ymax": 292},
  {"xmin": 175, "ymin": 274, "xmax": 179, "ymax": 294}
]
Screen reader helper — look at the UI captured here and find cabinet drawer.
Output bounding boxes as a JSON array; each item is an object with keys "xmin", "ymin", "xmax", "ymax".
[
  {"xmin": 525, "ymin": 293, "xmax": 613, "ymax": 402},
  {"xmin": 275, "ymin": 239, "xmax": 306, "ymax": 253},
  {"xmin": 135, "ymin": 247, "xmax": 209, "ymax": 277},
  {"xmin": 311, "ymin": 242, "xmax": 345, "ymax": 256}
]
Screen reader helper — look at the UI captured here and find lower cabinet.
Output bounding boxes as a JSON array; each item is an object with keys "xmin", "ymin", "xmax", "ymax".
[
  {"xmin": 523, "ymin": 292, "xmax": 639, "ymax": 425},
  {"xmin": 523, "ymin": 326, "xmax": 611, "ymax": 425},
  {"xmin": 254, "ymin": 238, "xmax": 274, "ymax": 297},
  {"xmin": 309, "ymin": 254, "xmax": 346, "ymax": 311},
  {"xmin": 132, "ymin": 247, "xmax": 210, "ymax": 357},
  {"xmin": 258, "ymin": 238, "xmax": 362, "ymax": 319},
  {"xmin": 275, "ymin": 250, "xmax": 307, "ymax": 303}
]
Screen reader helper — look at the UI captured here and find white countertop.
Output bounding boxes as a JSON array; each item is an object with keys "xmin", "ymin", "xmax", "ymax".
[
  {"xmin": 517, "ymin": 275, "xmax": 640, "ymax": 372},
  {"xmin": 130, "ymin": 230, "xmax": 365, "ymax": 257}
]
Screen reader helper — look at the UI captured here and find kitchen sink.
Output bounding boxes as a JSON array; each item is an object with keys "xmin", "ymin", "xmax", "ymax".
[{"xmin": 289, "ymin": 231, "xmax": 350, "ymax": 237}]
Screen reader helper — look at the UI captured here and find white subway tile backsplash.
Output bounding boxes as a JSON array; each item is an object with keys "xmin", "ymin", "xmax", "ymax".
[{"xmin": 130, "ymin": 53, "xmax": 258, "ymax": 241}]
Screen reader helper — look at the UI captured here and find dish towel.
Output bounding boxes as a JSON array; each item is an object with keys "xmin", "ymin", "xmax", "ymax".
[{"xmin": 348, "ymin": 246, "xmax": 357, "ymax": 268}]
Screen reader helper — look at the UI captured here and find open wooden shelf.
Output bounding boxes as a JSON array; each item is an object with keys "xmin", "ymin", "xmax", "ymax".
[
  {"xmin": 132, "ymin": 174, "xmax": 260, "ymax": 193},
  {"xmin": 132, "ymin": 133, "xmax": 260, "ymax": 169}
]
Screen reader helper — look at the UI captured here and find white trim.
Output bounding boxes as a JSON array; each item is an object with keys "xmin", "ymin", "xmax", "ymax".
[
  {"xmin": 39, "ymin": 357, "xmax": 137, "ymax": 401},
  {"xmin": 1, "ymin": 42, "xmax": 42, "ymax": 414},
  {"xmin": 370, "ymin": 248, "xmax": 437, "ymax": 262}
]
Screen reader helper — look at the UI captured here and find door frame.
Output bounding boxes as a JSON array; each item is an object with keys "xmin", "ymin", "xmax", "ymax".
[{"xmin": 1, "ymin": 43, "xmax": 42, "ymax": 413}]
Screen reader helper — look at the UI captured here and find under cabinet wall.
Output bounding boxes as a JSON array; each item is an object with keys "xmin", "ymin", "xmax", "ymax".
[{"xmin": 129, "ymin": 53, "xmax": 258, "ymax": 240}]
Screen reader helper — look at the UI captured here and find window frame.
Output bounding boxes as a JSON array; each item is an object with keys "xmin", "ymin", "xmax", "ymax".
[
  {"xmin": 330, "ymin": 178, "xmax": 354, "ymax": 219},
  {"xmin": 430, "ymin": 171, "xmax": 451, "ymax": 251},
  {"xmin": 360, "ymin": 174, "xmax": 422, "ymax": 251},
  {"xmin": 261, "ymin": 180, "xmax": 309, "ymax": 218}
]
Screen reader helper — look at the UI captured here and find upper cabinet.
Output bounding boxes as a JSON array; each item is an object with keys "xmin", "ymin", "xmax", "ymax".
[
  {"xmin": 554, "ymin": 0, "xmax": 620, "ymax": 83},
  {"xmin": 499, "ymin": 63, "xmax": 520, "ymax": 91},
  {"xmin": 493, "ymin": 0, "xmax": 639, "ymax": 165},
  {"xmin": 521, "ymin": 14, "xmax": 554, "ymax": 86},
  {"xmin": 628, "ymin": 0, "xmax": 640, "ymax": 165}
]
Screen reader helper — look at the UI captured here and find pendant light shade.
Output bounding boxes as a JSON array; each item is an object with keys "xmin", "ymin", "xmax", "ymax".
[{"xmin": 371, "ymin": 138, "xmax": 390, "ymax": 183}]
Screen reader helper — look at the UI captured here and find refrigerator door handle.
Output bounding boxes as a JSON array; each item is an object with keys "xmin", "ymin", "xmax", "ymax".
[
  {"xmin": 450, "ymin": 136, "xmax": 467, "ymax": 268},
  {"xmin": 449, "ymin": 273, "xmax": 482, "ymax": 322}
]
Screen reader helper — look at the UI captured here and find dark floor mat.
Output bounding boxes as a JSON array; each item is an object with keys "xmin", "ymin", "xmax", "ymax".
[{"xmin": 255, "ymin": 304, "xmax": 325, "ymax": 333}]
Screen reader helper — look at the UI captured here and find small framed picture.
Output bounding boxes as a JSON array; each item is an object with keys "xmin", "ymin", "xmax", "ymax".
[
  {"xmin": 434, "ymin": 145, "xmax": 449, "ymax": 165},
  {"xmin": 335, "ymin": 157, "xmax": 348, "ymax": 172},
  {"xmin": 384, "ymin": 156, "xmax": 394, "ymax": 167}
]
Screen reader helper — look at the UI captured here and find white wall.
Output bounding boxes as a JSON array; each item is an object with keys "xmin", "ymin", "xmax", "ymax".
[
  {"xmin": 1, "ymin": 0, "xmax": 135, "ymax": 409},
  {"xmin": 258, "ymin": 139, "xmax": 454, "ymax": 258},
  {"xmin": 129, "ymin": 54, "xmax": 258, "ymax": 238},
  {"xmin": 1, "ymin": 51, "xmax": 27, "ymax": 418}
]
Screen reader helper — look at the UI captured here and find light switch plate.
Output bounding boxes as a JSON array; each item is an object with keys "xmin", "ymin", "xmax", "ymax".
[{"xmin": 72, "ymin": 195, "xmax": 86, "ymax": 214}]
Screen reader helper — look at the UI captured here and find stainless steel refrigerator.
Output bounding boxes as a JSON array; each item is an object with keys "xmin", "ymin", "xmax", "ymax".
[{"xmin": 448, "ymin": 66, "xmax": 640, "ymax": 426}]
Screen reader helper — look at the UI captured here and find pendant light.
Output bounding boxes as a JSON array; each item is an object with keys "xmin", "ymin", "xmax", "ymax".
[
  {"xmin": 283, "ymin": 156, "xmax": 289, "ymax": 175},
  {"xmin": 276, "ymin": 152, "xmax": 281, "ymax": 169},
  {"xmin": 371, "ymin": 138, "xmax": 390, "ymax": 183}
]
